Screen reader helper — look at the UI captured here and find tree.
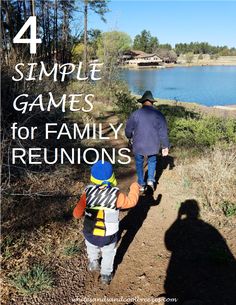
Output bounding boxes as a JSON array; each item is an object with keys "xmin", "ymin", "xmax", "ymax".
[
  {"xmin": 159, "ymin": 43, "xmax": 172, "ymax": 50},
  {"xmin": 97, "ymin": 31, "xmax": 131, "ymax": 81},
  {"xmin": 59, "ymin": 0, "xmax": 75, "ymax": 62},
  {"xmin": 149, "ymin": 36, "xmax": 159, "ymax": 53},
  {"xmin": 168, "ymin": 50, "xmax": 177, "ymax": 62},
  {"xmin": 72, "ymin": 42, "xmax": 93, "ymax": 61},
  {"xmin": 156, "ymin": 49, "xmax": 177, "ymax": 63},
  {"xmin": 185, "ymin": 52, "xmax": 194, "ymax": 64},
  {"xmin": 174, "ymin": 41, "xmax": 235, "ymax": 56},
  {"xmin": 133, "ymin": 30, "xmax": 159, "ymax": 53},
  {"xmin": 82, "ymin": 0, "xmax": 109, "ymax": 74},
  {"xmin": 87, "ymin": 29, "xmax": 102, "ymax": 59}
]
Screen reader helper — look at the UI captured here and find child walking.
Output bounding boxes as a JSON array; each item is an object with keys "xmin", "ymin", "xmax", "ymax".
[{"xmin": 73, "ymin": 160, "xmax": 140, "ymax": 284}]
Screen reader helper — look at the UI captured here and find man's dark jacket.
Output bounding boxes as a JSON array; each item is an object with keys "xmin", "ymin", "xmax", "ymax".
[{"xmin": 125, "ymin": 105, "xmax": 169, "ymax": 156}]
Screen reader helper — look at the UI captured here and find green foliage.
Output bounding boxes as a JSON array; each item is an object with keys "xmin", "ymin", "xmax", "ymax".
[
  {"xmin": 157, "ymin": 105, "xmax": 236, "ymax": 148},
  {"xmin": 113, "ymin": 84, "xmax": 138, "ymax": 119},
  {"xmin": 221, "ymin": 202, "xmax": 236, "ymax": 217},
  {"xmin": 72, "ymin": 43, "xmax": 94, "ymax": 61},
  {"xmin": 171, "ymin": 117, "xmax": 236, "ymax": 147},
  {"xmin": 74, "ymin": 29, "xmax": 102, "ymax": 60},
  {"xmin": 1, "ymin": 236, "xmax": 14, "ymax": 260},
  {"xmin": 11, "ymin": 265, "xmax": 53, "ymax": 295},
  {"xmin": 88, "ymin": 0, "xmax": 109, "ymax": 23},
  {"xmin": 96, "ymin": 31, "xmax": 132, "ymax": 81},
  {"xmin": 97, "ymin": 31, "xmax": 132, "ymax": 60},
  {"xmin": 133, "ymin": 30, "xmax": 159, "ymax": 53},
  {"xmin": 159, "ymin": 43, "xmax": 172, "ymax": 50},
  {"xmin": 175, "ymin": 42, "xmax": 236, "ymax": 56},
  {"xmin": 63, "ymin": 243, "xmax": 82, "ymax": 256}
]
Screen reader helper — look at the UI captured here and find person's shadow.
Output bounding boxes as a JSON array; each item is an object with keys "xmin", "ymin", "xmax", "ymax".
[
  {"xmin": 114, "ymin": 192, "xmax": 162, "ymax": 273},
  {"xmin": 155, "ymin": 155, "xmax": 175, "ymax": 185},
  {"xmin": 144, "ymin": 154, "xmax": 175, "ymax": 191},
  {"xmin": 164, "ymin": 200, "xmax": 236, "ymax": 305}
]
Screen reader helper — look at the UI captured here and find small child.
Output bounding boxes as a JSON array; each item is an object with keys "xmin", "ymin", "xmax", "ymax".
[{"xmin": 73, "ymin": 160, "xmax": 140, "ymax": 284}]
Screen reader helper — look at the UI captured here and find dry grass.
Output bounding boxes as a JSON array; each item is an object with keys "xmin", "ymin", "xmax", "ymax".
[
  {"xmin": 187, "ymin": 146, "xmax": 236, "ymax": 213},
  {"xmin": 1, "ymin": 219, "xmax": 85, "ymax": 301},
  {"xmin": 1, "ymin": 162, "xmax": 88, "ymax": 302}
]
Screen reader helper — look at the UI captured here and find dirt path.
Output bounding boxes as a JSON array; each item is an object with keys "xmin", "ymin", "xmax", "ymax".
[
  {"xmin": 79, "ymin": 159, "xmax": 176, "ymax": 305},
  {"xmin": 74, "ymin": 113, "xmax": 236, "ymax": 305}
]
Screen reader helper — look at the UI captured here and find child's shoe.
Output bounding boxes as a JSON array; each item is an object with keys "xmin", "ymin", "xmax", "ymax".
[
  {"xmin": 88, "ymin": 260, "xmax": 100, "ymax": 272},
  {"xmin": 139, "ymin": 185, "xmax": 146, "ymax": 193},
  {"xmin": 100, "ymin": 273, "xmax": 112, "ymax": 285}
]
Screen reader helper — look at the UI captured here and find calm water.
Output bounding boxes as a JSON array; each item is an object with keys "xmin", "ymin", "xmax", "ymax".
[{"xmin": 119, "ymin": 66, "xmax": 236, "ymax": 106}]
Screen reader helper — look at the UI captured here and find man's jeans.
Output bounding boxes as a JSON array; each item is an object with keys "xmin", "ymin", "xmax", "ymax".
[
  {"xmin": 135, "ymin": 154, "xmax": 157, "ymax": 186},
  {"xmin": 85, "ymin": 239, "xmax": 116, "ymax": 275}
]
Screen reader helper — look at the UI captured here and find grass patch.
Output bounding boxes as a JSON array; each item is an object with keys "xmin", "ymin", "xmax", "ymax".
[
  {"xmin": 1, "ymin": 236, "xmax": 14, "ymax": 260},
  {"xmin": 221, "ymin": 201, "xmax": 236, "ymax": 217},
  {"xmin": 10, "ymin": 265, "xmax": 53, "ymax": 295},
  {"xmin": 63, "ymin": 242, "xmax": 82, "ymax": 256}
]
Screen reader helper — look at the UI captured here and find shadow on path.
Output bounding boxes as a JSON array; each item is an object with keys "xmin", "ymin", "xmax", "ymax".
[
  {"xmin": 164, "ymin": 199, "xmax": 236, "ymax": 305},
  {"xmin": 155, "ymin": 155, "xmax": 175, "ymax": 185},
  {"xmin": 114, "ymin": 191, "xmax": 162, "ymax": 274}
]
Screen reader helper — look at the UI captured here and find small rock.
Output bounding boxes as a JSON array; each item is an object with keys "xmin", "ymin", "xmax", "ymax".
[{"xmin": 138, "ymin": 273, "xmax": 146, "ymax": 279}]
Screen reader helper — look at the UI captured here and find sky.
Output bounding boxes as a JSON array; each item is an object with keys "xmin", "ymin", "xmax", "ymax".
[{"xmin": 79, "ymin": 0, "xmax": 236, "ymax": 48}]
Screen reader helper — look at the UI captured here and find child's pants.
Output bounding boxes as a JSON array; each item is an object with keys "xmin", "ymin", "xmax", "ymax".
[{"xmin": 85, "ymin": 239, "xmax": 117, "ymax": 275}]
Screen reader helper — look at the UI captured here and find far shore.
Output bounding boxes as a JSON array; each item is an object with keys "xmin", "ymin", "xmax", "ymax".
[
  {"xmin": 121, "ymin": 55, "xmax": 236, "ymax": 69},
  {"xmin": 132, "ymin": 95, "xmax": 236, "ymax": 118},
  {"xmin": 122, "ymin": 63, "xmax": 236, "ymax": 70}
]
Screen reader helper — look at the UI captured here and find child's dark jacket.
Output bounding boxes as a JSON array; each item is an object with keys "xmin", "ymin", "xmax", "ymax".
[{"xmin": 73, "ymin": 182, "xmax": 139, "ymax": 247}]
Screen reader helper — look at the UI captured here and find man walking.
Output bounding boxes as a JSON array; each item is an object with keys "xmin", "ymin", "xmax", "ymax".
[{"xmin": 125, "ymin": 91, "xmax": 169, "ymax": 192}]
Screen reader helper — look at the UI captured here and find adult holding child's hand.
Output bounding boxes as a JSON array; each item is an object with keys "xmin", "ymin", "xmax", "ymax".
[
  {"xmin": 125, "ymin": 91, "xmax": 170, "ymax": 192},
  {"xmin": 162, "ymin": 147, "xmax": 169, "ymax": 157}
]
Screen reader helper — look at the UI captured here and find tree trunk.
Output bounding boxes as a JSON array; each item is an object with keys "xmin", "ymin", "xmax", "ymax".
[
  {"xmin": 83, "ymin": 0, "xmax": 88, "ymax": 76},
  {"xmin": 54, "ymin": 0, "xmax": 58, "ymax": 62},
  {"xmin": 30, "ymin": 0, "xmax": 35, "ymax": 16},
  {"xmin": 23, "ymin": 0, "xmax": 27, "ymax": 21}
]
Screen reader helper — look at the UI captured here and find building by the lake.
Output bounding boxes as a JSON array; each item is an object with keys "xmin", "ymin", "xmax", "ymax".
[{"xmin": 121, "ymin": 50, "xmax": 163, "ymax": 67}]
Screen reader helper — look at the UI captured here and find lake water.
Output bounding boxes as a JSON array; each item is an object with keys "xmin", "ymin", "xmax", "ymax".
[{"xmin": 119, "ymin": 66, "xmax": 236, "ymax": 106}]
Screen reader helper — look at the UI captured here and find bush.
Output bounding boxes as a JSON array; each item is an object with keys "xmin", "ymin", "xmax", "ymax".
[
  {"xmin": 185, "ymin": 52, "xmax": 194, "ymax": 63},
  {"xmin": 198, "ymin": 53, "xmax": 203, "ymax": 60},
  {"xmin": 167, "ymin": 114, "xmax": 236, "ymax": 148},
  {"xmin": 10, "ymin": 265, "xmax": 53, "ymax": 294},
  {"xmin": 114, "ymin": 90, "xmax": 138, "ymax": 119}
]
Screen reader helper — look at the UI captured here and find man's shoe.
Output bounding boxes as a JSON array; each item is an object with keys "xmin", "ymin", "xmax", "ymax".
[
  {"xmin": 88, "ymin": 260, "xmax": 100, "ymax": 272},
  {"xmin": 147, "ymin": 180, "xmax": 154, "ymax": 190},
  {"xmin": 100, "ymin": 274, "xmax": 112, "ymax": 285}
]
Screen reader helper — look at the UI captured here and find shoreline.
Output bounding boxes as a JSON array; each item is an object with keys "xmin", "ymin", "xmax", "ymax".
[
  {"xmin": 133, "ymin": 94, "xmax": 236, "ymax": 110},
  {"xmin": 121, "ymin": 63, "xmax": 236, "ymax": 70},
  {"xmin": 121, "ymin": 55, "xmax": 236, "ymax": 69}
]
